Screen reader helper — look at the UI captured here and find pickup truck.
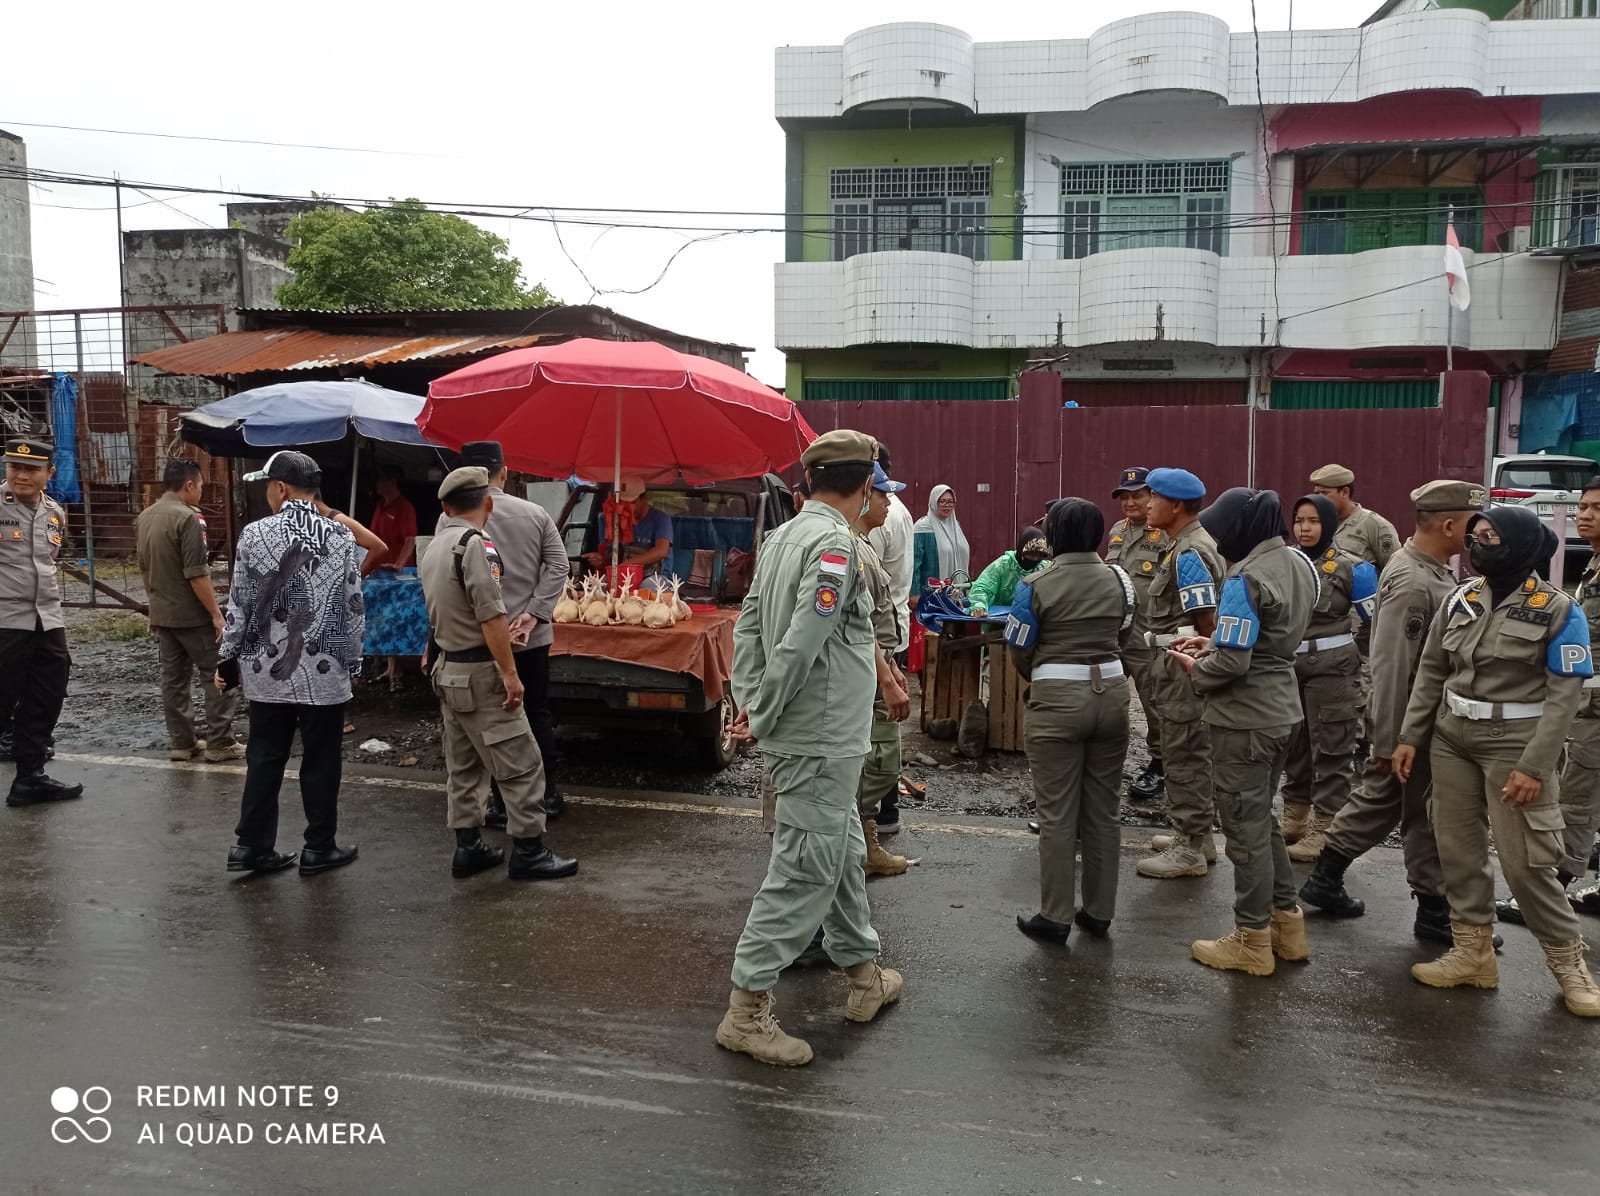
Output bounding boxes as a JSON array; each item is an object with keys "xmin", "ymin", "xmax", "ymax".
[{"xmin": 547, "ymin": 473, "xmax": 795, "ymax": 768}]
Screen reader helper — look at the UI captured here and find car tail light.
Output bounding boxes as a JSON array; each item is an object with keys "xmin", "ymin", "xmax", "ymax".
[{"xmin": 1490, "ymin": 488, "xmax": 1537, "ymax": 500}]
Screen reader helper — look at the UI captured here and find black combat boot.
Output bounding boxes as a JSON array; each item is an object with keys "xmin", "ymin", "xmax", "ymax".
[
  {"xmin": 1413, "ymin": 892, "xmax": 1454, "ymax": 942},
  {"xmin": 1128, "ymin": 759, "xmax": 1164, "ymax": 802},
  {"xmin": 508, "ymin": 836, "xmax": 578, "ymax": 881},
  {"xmin": 452, "ymin": 828, "xmax": 505, "ymax": 878},
  {"xmin": 484, "ymin": 783, "xmax": 508, "ymax": 830},
  {"xmin": 1299, "ymin": 849, "xmax": 1366, "ymax": 917},
  {"xmin": 0, "ymin": 730, "xmax": 12, "ymax": 762},
  {"xmin": 6, "ymin": 770, "xmax": 84, "ymax": 807},
  {"xmin": 544, "ymin": 790, "xmax": 566, "ymax": 820}
]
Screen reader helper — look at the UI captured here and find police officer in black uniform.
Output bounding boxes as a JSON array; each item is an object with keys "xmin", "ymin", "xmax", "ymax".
[{"xmin": 1, "ymin": 438, "xmax": 82, "ymax": 806}]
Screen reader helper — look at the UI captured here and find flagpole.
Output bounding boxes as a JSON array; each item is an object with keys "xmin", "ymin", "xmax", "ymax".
[{"xmin": 1445, "ymin": 206, "xmax": 1455, "ymax": 372}]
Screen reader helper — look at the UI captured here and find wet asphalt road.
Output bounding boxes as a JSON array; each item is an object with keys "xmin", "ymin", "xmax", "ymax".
[{"xmin": 3, "ymin": 754, "xmax": 1599, "ymax": 1195}]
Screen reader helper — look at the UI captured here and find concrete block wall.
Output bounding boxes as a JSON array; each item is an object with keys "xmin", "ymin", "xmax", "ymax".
[{"xmin": 0, "ymin": 129, "xmax": 33, "ymax": 318}]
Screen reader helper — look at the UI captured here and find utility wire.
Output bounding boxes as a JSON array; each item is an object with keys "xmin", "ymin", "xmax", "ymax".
[{"xmin": 0, "ymin": 119, "xmax": 441, "ymax": 157}]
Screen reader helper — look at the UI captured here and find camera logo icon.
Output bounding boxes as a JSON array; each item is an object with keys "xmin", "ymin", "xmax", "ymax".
[{"xmin": 51, "ymin": 1086, "xmax": 112, "ymax": 1144}]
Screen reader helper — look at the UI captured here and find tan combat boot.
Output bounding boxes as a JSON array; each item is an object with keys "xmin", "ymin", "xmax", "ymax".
[
  {"xmin": 1541, "ymin": 939, "xmax": 1600, "ymax": 1018},
  {"xmin": 843, "ymin": 960, "xmax": 904, "ymax": 1023},
  {"xmin": 1411, "ymin": 922, "xmax": 1499, "ymax": 990},
  {"xmin": 1192, "ymin": 926, "xmax": 1275, "ymax": 976},
  {"xmin": 1151, "ymin": 832, "xmax": 1218, "ymax": 863},
  {"xmin": 863, "ymin": 819, "xmax": 909, "ymax": 878},
  {"xmin": 1281, "ymin": 802, "xmax": 1312, "ymax": 845},
  {"xmin": 1287, "ymin": 811, "xmax": 1332, "ymax": 862},
  {"xmin": 1270, "ymin": 906, "xmax": 1310, "ymax": 962},
  {"xmin": 1138, "ymin": 839, "xmax": 1210, "ymax": 878},
  {"xmin": 715, "ymin": 989, "xmax": 814, "ymax": 1066}
]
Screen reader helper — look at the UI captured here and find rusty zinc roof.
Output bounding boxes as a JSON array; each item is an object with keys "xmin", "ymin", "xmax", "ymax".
[{"xmin": 130, "ymin": 327, "xmax": 548, "ymax": 377}]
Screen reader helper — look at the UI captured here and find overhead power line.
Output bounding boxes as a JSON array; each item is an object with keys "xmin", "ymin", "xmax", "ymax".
[{"xmin": 0, "ymin": 119, "xmax": 439, "ymax": 157}]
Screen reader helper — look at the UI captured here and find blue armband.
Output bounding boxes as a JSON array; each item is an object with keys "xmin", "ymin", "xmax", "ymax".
[
  {"xmin": 1213, "ymin": 576, "xmax": 1260, "ymax": 650},
  {"xmin": 1548, "ymin": 603, "xmax": 1594, "ymax": 678},
  {"xmin": 1004, "ymin": 581, "xmax": 1039, "ymax": 648},
  {"xmin": 1177, "ymin": 549, "xmax": 1218, "ymax": 613},
  {"xmin": 1351, "ymin": 561, "xmax": 1378, "ymax": 623}
]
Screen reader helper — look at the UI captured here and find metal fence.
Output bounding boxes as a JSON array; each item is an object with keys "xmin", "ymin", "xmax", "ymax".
[{"xmin": 0, "ymin": 305, "xmax": 228, "ymax": 609}]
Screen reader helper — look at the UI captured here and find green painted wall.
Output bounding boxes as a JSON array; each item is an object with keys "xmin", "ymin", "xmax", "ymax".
[
  {"xmin": 798, "ymin": 126, "xmax": 1020, "ymax": 264},
  {"xmin": 787, "ymin": 347, "xmax": 1026, "ymax": 401},
  {"xmin": 1434, "ymin": 0, "xmax": 1521, "ymax": 15}
]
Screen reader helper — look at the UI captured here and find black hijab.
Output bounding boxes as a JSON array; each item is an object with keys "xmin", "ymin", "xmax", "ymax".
[
  {"xmin": 1293, "ymin": 493, "xmax": 1339, "ymax": 562},
  {"xmin": 1469, "ymin": 506, "xmax": 1558, "ymax": 607},
  {"xmin": 1044, "ymin": 498, "xmax": 1104, "ymax": 556},
  {"xmin": 1199, "ymin": 487, "xmax": 1288, "ymax": 563}
]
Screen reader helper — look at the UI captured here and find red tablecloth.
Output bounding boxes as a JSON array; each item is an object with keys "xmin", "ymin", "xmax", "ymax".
[{"xmin": 551, "ymin": 608, "xmax": 737, "ymax": 704}]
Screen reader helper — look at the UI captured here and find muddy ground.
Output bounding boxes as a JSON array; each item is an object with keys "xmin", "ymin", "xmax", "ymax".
[{"xmin": 59, "ymin": 608, "xmax": 1169, "ymax": 824}]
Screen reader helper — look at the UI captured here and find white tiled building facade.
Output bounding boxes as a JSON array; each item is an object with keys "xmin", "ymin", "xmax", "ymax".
[{"xmin": 775, "ymin": 8, "xmax": 1600, "ymax": 403}]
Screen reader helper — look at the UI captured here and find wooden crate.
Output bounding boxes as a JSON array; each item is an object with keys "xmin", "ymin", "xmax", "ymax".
[{"xmin": 987, "ymin": 646, "xmax": 1028, "ymax": 753}]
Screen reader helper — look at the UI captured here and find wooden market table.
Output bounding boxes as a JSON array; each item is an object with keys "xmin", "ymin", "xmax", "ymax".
[{"xmin": 919, "ymin": 618, "xmax": 1029, "ymax": 753}]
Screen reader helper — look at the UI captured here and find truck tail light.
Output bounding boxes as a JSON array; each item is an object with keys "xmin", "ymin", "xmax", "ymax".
[
  {"xmin": 1490, "ymin": 488, "xmax": 1537, "ymax": 500},
  {"xmin": 627, "ymin": 692, "xmax": 686, "ymax": 710}
]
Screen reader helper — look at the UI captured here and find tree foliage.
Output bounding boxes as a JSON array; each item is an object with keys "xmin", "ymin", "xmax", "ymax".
[{"xmin": 276, "ymin": 199, "xmax": 557, "ymax": 310}]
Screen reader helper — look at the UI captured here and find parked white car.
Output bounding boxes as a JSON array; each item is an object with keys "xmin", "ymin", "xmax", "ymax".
[{"xmin": 1490, "ymin": 454, "xmax": 1600, "ymax": 547}]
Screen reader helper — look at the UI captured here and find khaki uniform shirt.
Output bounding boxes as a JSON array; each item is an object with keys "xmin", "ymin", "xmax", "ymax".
[
  {"xmin": 1573, "ymin": 553, "xmax": 1600, "ymax": 721},
  {"xmin": 1333, "ymin": 505, "xmax": 1400, "ymax": 569},
  {"xmin": 1007, "ymin": 552, "xmax": 1131, "ymax": 677},
  {"xmin": 1400, "ymin": 576, "xmax": 1589, "ymax": 780},
  {"xmin": 867, "ymin": 494, "xmax": 915, "ymax": 653},
  {"xmin": 0, "ymin": 481, "xmax": 66, "ymax": 632},
  {"xmin": 856, "ymin": 532, "xmax": 898, "ymax": 652},
  {"xmin": 1366, "ymin": 540, "xmax": 1457, "ymax": 757},
  {"xmin": 435, "ymin": 486, "xmax": 567, "ymax": 650},
  {"xmin": 1145, "ymin": 520, "xmax": 1225, "ymax": 637},
  {"xmin": 1109, "ymin": 518, "xmax": 1168, "ymax": 651},
  {"xmin": 732, "ymin": 501, "xmax": 875, "ymax": 757},
  {"xmin": 135, "ymin": 491, "xmax": 211, "ymax": 629},
  {"xmin": 421, "ymin": 517, "xmax": 508, "ymax": 653},
  {"xmin": 1191, "ymin": 540, "xmax": 1318, "ymax": 729}
]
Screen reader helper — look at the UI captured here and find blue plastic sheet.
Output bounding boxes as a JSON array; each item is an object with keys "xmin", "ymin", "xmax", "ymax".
[{"xmin": 46, "ymin": 374, "xmax": 82, "ymax": 504}]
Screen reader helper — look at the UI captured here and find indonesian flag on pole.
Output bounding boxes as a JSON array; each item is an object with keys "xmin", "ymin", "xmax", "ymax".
[{"xmin": 1445, "ymin": 218, "xmax": 1471, "ymax": 312}]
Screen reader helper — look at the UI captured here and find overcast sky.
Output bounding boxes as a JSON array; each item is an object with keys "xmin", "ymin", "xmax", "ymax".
[{"xmin": 10, "ymin": 1, "xmax": 1379, "ymax": 385}]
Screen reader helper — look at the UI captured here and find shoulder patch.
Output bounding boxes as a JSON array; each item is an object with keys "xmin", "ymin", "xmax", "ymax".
[
  {"xmin": 814, "ymin": 583, "xmax": 840, "ymax": 617},
  {"xmin": 1448, "ymin": 580, "xmax": 1485, "ymax": 622},
  {"xmin": 1176, "ymin": 549, "xmax": 1219, "ymax": 613},
  {"xmin": 1213, "ymin": 576, "xmax": 1260, "ymax": 650},
  {"xmin": 1528, "ymin": 591, "xmax": 1550, "ymax": 609},
  {"xmin": 1004, "ymin": 579, "xmax": 1039, "ymax": 648},
  {"xmin": 1351, "ymin": 560, "xmax": 1379, "ymax": 623},
  {"xmin": 1549, "ymin": 602, "xmax": 1594, "ymax": 679},
  {"xmin": 1322, "ymin": 560, "xmax": 1338, "ymax": 574},
  {"xmin": 1405, "ymin": 610, "xmax": 1426, "ymax": 641},
  {"xmin": 818, "ymin": 551, "xmax": 849, "ymax": 581}
]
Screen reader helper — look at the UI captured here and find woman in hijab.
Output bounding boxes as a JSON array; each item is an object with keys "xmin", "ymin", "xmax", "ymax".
[
  {"xmin": 912, "ymin": 485, "xmax": 970, "ymax": 592},
  {"xmin": 1008, "ymin": 498, "xmax": 1135, "ymax": 945},
  {"xmin": 1168, "ymin": 487, "xmax": 1317, "ymax": 977},
  {"xmin": 1393, "ymin": 505, "xmax": 1600, "ymax": 1016},
  {"xmin": 968, "ymin": 526, "xmax": 1052, "ymax": 618},
  {"xmin": 1279, "ymin": 495, "xmax": 1378, "ymax": 860}
]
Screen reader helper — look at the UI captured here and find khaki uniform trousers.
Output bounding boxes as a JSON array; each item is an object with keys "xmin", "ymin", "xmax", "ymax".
[
  {"xmin": 1560, "ymin": 714, "xmax": 1600, "ymax": 878},
  {"xmin": 1281, "ymin": 648, "xmax": 1361, "ymax": 817},
  {"xmin": 1025, "ymin": 676, "xmax": 1129, "ymax": 925},
  {"xmin": 158, "ymin": 624, "xmax": 238, "ymax": 751},
  {"xmin": 1428, "ymin": 713, "xmax": 1582, "ymax": 941},
  {"xmin": 1212, "ymin": 724, "xmax": 1300, "ymax": 930},
  {"xmin": 433, "ymin": 660, "xmax": 547, "ymax": 839},
  {"xmin": 760, "ymin": 697, "xmax": 900, "ymax": 829},
  {"xmin": 1122, "ymin": 643, "xmax": 1163, "ymax": 762},
  {"xmin": 733, "ymin": 752, "xmax": 879, "ymax": 992},
  {"xmin": 1324, "ymin": 751, "xmax": 1446, "ymax": 897},
  {"xmin": 1148, "ymin": 653, "xmax": 1215, "ymax": 839}
]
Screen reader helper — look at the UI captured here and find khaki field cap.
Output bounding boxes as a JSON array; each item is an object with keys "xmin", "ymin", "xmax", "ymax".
[
  {"xmin": 1411, "ymin": 479, "xmax": 1488, "ymax": 513},
  {"xmin": 1310, "ymin": 464, "xmax": 1356, "ymax": 488},
  {"xmin": 438, "ymin": 465, "xmax": 490, "ymax": 501},
  {"xmin": 801, "ymin": 429, "xmax": 878, "ymax": 469}
]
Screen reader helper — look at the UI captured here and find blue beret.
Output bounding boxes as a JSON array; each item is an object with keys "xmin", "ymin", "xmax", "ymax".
[
  {"xmin": 1147, "ymin": 467, "xmax": 1205, "ymax": 501},
  {"xmin": 1112, "ymin": 466, "xmax": 1150, "ymax": 496}
]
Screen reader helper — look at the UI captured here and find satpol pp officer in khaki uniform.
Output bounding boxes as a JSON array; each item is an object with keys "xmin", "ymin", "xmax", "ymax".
[
  {"xmin": 1, "ymin": 438, "xmax": 81, "ymax": 808},
  {"xmin": 718, "ymin": 430, "xmax": 902, "ymax": 1068},
  {"xmin": 422, "ymin": 467, "xmax": 578, "ymax": 883},
  {"xmin": 1107, "ymin": 467, "xmax": 1170, "ymax": 804},
  {"xmin": 1171, "ymin": 488, "xmax": 1318, "ymax": 976},
  {"xmin": 1300, "ymin": 481, "xmax": 1486, "ymax": 945},
  {"xmin": 1009, "ymin": 498, "xmax": 1135, "ymax": 945},
  {"xmin": 1394, "ymin": 505, "xmax": 1600, "ymax": 1017},
  {"xmin": 1553, "ymin": 478, "xmax": 1600, "ymax": 916}
]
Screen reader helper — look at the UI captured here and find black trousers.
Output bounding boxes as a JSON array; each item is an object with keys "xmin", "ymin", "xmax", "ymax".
[
  {"xmin": 490, "ymin": 644, "xmax": 559, "ymax": 802},
  {"xmin": 0, "ymin": 622, "xmax": 71, "ymax": 773},
  {"xmin": 235, "ymin": 701, "xmax": 345, "ymax": 852}
]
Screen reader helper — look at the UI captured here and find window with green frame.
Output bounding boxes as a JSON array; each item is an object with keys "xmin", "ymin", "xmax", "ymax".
[
  {"xmin": 803, "ymin": 379, "xmax": 1010, "ymax": 403},
  {"xmin": 1300, "ymin": 188, "xmax": 1482, "ymax": 255}
]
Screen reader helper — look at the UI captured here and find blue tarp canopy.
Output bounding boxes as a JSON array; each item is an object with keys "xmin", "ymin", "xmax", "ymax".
[{"xmin": 179, "ymin": 379, "xmax": 429, "ymax": 456}]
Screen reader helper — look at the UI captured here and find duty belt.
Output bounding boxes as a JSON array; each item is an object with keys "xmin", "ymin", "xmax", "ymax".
[
  {"xmin": 1297, "ymin": 632, "xmax": 1355, "ymax": 655},
  {"xmin": 1585, "ymin": 677, "xmax": 1600, "ymax": 690},
  {"xmin": 442, "ymin": 646, "xmax": 496, "ymax": 664},
  {"xmin": 1032, "ymin": 661, "xmax": 1125, "ymax": 682},
  {"xmin": 1445, "ymin": 690, "xmax": 1543, "ymax": 721}
]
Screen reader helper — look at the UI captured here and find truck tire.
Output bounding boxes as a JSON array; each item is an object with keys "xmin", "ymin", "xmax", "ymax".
[{"xmin": 698, "ymin": 694, "xmax": 739, "ymax": 770}]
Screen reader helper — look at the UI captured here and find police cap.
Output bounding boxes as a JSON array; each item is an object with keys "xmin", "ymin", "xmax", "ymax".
[
  {"xmin": 1146, "ymin": 467, "xmax": 1205, "ymax": 502},
  {"xmin": 4, "ymin": 438, "xmax": 53, "ymax": 465},
  {"xmin": 459, "ymin": 441, "xmax": 505, "ymax": 471},
  {"xmin": 1411, "ymin": 479, "xmax": 1488, "ymax": 513},
  {"xmin": 438, "ymin": 465, "xmax": 490, "ymax": 502},
  {"xmin": 1112, "ymin": 466, "xmax": 1151, "ymax": 497},
  {"xmin": 1310, "ymin": 463, "xmax": 1356, "ymax": 488},
  {"xmin": 801, "ymin": 429, "xmax": 878, "ymax": 469}
]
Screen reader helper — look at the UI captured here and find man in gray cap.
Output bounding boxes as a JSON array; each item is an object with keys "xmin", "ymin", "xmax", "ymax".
[
  {"xmin": 443, "ymin": 441, "xmax": 570, "ymax": 825},
  {"xmin": 1300, "ymin": 481, "xmax": 1487, "ymax": 943},
  {"xmin": 717, "ymin": 428, "xmax": 903, "ymax": 1068},
  {"xmin": 423, "ymin": 466, "xmax": 577, "ymax": 882}
]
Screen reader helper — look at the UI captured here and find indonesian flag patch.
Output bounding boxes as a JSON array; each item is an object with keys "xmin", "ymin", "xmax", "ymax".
[{"xmin": 818, "ymin": 551, "xmax": 848, "ymax": 580}]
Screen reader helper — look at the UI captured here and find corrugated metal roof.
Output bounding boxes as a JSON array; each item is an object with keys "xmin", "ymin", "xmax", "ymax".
[{"xmin": 130, "ymin": 329, "xmax": 548, "ymax": 377}]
